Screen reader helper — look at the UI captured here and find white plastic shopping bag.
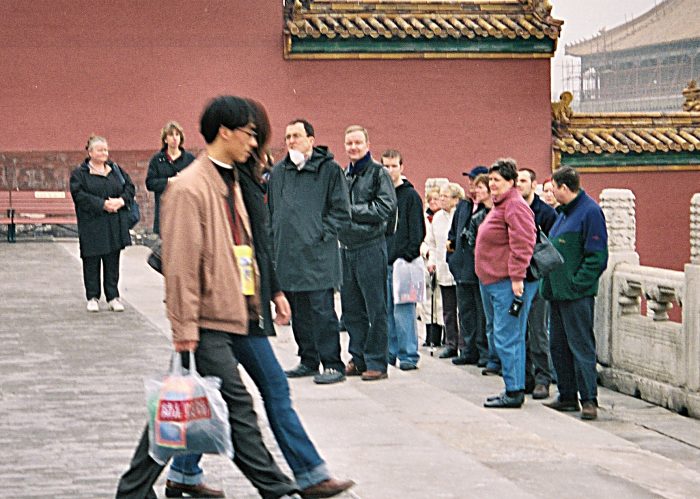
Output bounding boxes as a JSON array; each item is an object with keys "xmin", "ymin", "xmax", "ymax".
[
  {"xmin": 144, "ymin": 352, "xmax": 233, "ymax": 465},
  {"xmin": 393, "ymin": 257, "xmax": 426, "ymax": 304}
]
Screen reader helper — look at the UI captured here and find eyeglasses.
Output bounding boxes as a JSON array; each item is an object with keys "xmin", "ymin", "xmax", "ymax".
[
  {"xmin": 235, "ymin": 127, "xmax": 257, "ymax": 138},
  {"xmin": 285, "ymin": 132, "xmax": 307, "ymax": 141}
]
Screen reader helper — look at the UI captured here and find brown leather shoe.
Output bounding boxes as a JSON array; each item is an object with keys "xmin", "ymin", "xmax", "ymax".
[
  {"xmin": 361, "ymin": 370, "xmax": 388, "ymax": 381},
  {"xmin": 165, "ymin": 480, "xmax": 225, "ymax": 498},
  {"xmin": 300, "ymin": 478, "xmax": 355, "ymax": 498},
  {"xmin": 581, "ymin": 401, "xmax": 598, "ymax": 420},
  {"xmin": 345, "ymin": 360, "xmax": 364, "ymax": 376}
]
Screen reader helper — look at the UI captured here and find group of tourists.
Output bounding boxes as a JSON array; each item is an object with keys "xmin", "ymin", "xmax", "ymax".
[{"xmin": 68, "ymin": 93, "xmax": 609, "ymax": 498}]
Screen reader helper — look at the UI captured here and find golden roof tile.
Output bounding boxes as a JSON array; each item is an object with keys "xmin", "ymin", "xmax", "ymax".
[
  {"xmin": 285, "ymin": 0, "xmax": 562, "ymax": 43},
  {"xmin": 552, "ymin": 89, "xmax": 700, "ymax": 158}
]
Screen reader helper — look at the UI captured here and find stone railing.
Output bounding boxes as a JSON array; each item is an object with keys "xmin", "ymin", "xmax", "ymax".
[{"xmin": 595, "ymin": 190, "xmax": 700, "ymax": 417}]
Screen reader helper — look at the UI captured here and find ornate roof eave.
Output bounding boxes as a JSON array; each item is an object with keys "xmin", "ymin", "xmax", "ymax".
[
  {"xmin": 283, "ymin": 0, "xmax": 563, "ymax": 60},
  {"xmin": 551, "ymin": 84, "xmax": 700, "ymax": 173}
]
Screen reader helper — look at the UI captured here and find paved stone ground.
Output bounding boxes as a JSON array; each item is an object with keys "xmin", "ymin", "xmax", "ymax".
[{"xmin": 2, "ymin": 241, "xmax": 700, "ymax": 499}]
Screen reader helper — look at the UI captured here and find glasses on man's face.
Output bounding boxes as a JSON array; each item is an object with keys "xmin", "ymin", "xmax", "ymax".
[
  {"xmin": 235, "ymin": 127, "xmax": 257, "ymax": 138},
  {"xmin": 285, "ymin": 133, "xmax": 307, "ymax": 141}
]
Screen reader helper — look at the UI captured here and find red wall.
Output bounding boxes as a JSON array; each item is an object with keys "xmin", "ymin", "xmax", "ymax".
[
  {"xmin": 582, "ymin": 171, "xmax": 697, "ymax": 271},
  {"xmin": 0, "ymin": 0, "xmax": 553, "ymax": 198}
]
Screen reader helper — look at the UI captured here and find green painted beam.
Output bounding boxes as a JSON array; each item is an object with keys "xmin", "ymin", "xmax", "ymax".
[
  {"xmin": 562, "ymin": 151, "xmax": 700, "ymax": 168},
  {"xmin": 290, "ymin": 37, "xmax": 555, "ymax": 55}
]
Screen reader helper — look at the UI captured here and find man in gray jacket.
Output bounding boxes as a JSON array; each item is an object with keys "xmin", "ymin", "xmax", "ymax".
[{"xmin": 268, "ymin": 119, "xmax": 351, "ymax": 384}]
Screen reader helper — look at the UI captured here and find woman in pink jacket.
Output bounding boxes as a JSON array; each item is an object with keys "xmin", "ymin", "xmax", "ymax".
[{"xmin": 474, "ymin": 158, "xmax": 537, "ymax": 409}]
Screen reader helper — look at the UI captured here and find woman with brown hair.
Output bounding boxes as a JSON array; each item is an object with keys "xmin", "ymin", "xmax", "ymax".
[{"xmin": 145, "ymin": 121, "xmax": 196, "ymax": 234}]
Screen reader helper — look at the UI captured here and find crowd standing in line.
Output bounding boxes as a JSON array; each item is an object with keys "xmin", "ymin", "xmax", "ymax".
[{"xmin": 75, "ymin": 96, "xmax": 610, "ymax": 498}]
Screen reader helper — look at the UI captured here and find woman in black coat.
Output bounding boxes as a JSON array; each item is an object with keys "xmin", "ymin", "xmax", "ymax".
[
  {"xmin": 145, "ymin": 121, "xmax": 195, "ymax": 234},
  {"xmin": 69, "ymin": 135, "xmax": 135, "ymax": 312}
]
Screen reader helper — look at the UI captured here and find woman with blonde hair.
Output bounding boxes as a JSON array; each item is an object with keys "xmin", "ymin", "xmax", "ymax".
[{"xmin": 426, "ymin": 182, "xmax": 464, "ymax": 358}]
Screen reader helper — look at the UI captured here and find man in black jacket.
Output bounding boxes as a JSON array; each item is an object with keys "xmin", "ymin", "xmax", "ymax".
[
  {"xmin": 340, "ymin": 125, "xmax": 397, "ymax": 381},
  {"xmin": 448, "ymin": 165, "xmax": 489, "ymax": 366},
  {"xmin": 381, "ymin": 150, "xmax": 425, "ymax": 371},
  {"xmin": 517, "ymin": 168, "xmax": 557, "ymax": 399},
  {"xmin": 268, "ymin": 119, "xmax": 351, "ymax": 385}
]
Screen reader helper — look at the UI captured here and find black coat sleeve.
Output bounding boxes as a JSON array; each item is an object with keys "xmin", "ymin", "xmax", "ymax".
[{"xmin": 403, "ymin": 190, "xmax": 426, "ymax": 261}]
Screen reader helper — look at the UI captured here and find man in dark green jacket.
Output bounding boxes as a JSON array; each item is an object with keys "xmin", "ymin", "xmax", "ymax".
[
  {"xmin": 541, "ymin": 166, "xmax": 608, "ymax": 420},
  {"xmin": 268, "ymin": 119, "xmax": 351, "ymax": 384}
]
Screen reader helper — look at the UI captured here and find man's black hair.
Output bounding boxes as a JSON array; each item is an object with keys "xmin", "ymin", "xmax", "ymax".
[
  {"xmin": 552, "ymin": 166, "xmax": 580, "ymax": 192},
  {"xmin": 287, "ymin": 118, "xmax": 315, "ymax": 138},
  {"xmin": 200, "ymin": 96, "xmax": 251, "ymax": 144}
]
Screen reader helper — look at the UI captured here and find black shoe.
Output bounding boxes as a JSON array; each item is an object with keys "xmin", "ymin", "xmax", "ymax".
[
  {"xmin": 532, "ymin": 384, "xmax": 550, "ymax": 400},
  {"xmin": 399, "ymin": 361, "xmax": 418, "ymax": 371},
  {"xmin": 285, "ymin": 364, "xmax": 318, "ymax": 378},
  {"xmin": 452, "ymin": 355, "xmax": 477, "ymax": 365},
  {"xmin": 481, "ymin": 366, "xmax": 501, "ymax": 376},
  {"xmin": 484, "ymin": 392, "xmax": 524, "ymax": 408},
  {"xmin": 165, "ymin": 480, "xmax": 225, "ymax": 498},
  {"xmin": 581, "ymin": 401, "xmax": 598, "ymax": 420},
  {"xmin": 313, "ymin": 368, "xmax": 346, "ymax": 385},
  {"xmin": 544, "ymin": 397, "xmax": 580, "ymax": 412},
  {"xmin": 438, "ymin": 347, "xmax": 458, "ymax": 359}
]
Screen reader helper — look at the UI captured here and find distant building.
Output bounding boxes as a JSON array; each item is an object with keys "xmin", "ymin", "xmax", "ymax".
[{"xmin": 564, "ymin": 0, "xmax": 700, "ymax": 112}]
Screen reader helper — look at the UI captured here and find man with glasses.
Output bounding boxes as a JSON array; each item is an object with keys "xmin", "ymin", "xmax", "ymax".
[
  {"xmin": 268, "ymin": 119, "xmax": 351, "ymax": 385},
  {"xmin": 116, "ymin": 96, "xmax": 298, "ymax": 499}
]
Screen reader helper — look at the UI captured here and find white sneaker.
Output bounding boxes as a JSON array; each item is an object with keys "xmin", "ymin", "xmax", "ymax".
[
  {"xmin": 108, "ymin": 298, "xmax": 125, "ymax": 312},
  {"xmin": 86, "ymin": 298, "xmax": 100, "ymax": 313}
]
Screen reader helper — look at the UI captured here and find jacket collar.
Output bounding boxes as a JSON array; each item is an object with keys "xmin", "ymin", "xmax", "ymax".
[
  {"xmin": 558, "ymin": 189, "xmax": 586, "ymax": 215},
  {"xmin": 347, "ymin": 152, "xmax": 372, "ymax": 176},
  {"xmin": 492, "ymin": 185, "xmax": 520, "ymax": 205}
]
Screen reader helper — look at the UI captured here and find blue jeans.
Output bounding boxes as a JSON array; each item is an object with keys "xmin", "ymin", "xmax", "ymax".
[
  {"xmin": 168, "ymin": 454, "xmax": 203, "ymax": 485},
  {"xmin": 341, "ymin": 241, "xmax": 389, "ymax": 372},
  {"xmin": 480, "ymin": 279, "xmax": 537, "ymax": 392},
  {"xmin": 549, "ymin": 297, "xmax": 598, "ymax": 403},
  {"xmin": 387, "ymin": 265, "xmax": 420, "ymax": 366},
  {"xmin": 171, "ymin": 335, "xmax": 329, "ymax": 490}
]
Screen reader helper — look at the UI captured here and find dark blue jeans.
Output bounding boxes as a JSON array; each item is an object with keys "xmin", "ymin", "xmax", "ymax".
[
  {"xmin": 286, "ymin": 289, "xmax": 344, "ymax": 372},
  {"xmin": 549, "ymin": 297, "xmax": 598, "ymax": 403},
  {"xmin": 341, "ymin": 241, "xmax": 389, "ymax": 372},
  {"xmin": 172, "ymin": 335, "xmax": 329, "ymax": 490}
]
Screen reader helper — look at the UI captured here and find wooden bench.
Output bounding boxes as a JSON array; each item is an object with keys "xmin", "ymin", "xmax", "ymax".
[{"xmin": 0, "ymin": 191, "xmax": 77, "ymax": 242}]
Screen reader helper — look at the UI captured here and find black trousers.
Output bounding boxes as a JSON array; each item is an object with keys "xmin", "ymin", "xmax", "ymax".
[
  {"xmin": 115, "ymin": 329, "xmax": 297, "ymax": 499},
  {"xmin": 525, "ymin": 291, "xmax": 553, "ymax": 387},
  {"xmin": 82, "ymin": 250, "xmax": 121, "ymax": 301},
  {"xmin": 286, "ymin": 289, "xmax": 344, "ymax": 372},
  {"xmin": 341, "ymin": 241, "xmax": 389, "ymax": 372},
  {"xmin": 439, "ymin": 285, "xmax": 461, "ymax": 350},
  {"xmin": 456, "ymin": 282, "xmax": 488, "ymax": 362}
]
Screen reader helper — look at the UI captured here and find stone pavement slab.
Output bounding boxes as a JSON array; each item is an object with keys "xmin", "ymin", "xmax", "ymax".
[{"xmin": 2, "ymin": 242, "xmax": 700, "ymax": 499}]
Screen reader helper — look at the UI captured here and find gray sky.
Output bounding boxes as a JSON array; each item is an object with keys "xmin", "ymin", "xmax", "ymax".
[{"xmin": 550, "ymin": 0, "xmax": 660, "ymax": 97}]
